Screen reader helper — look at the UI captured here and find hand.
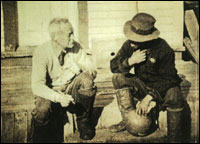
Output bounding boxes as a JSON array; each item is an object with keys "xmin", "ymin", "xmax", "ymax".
[
  {"xmin": 128, "ymin": 49, "xmax": 147, "ymax": 65},
  {"xmin": 56, "ymin": 93, "xmax": 75, "ymax": 107},
  {"xmin": 136, "ymin": 94, "xmax": 153, "ymax": 116}
]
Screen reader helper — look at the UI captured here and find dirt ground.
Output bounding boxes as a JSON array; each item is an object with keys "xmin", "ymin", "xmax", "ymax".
[{"xmin": 65, "ymin": 128, "xmax": 168, "ymax": 143}]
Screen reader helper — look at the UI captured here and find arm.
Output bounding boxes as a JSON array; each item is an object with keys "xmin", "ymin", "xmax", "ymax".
[
  {"xmin": 31, "ymin": 48, "xmax": 60, "ymax": 102},
  {"xmin": 110, "ymin": 41, "xmax": 133, "ymax": 74}
]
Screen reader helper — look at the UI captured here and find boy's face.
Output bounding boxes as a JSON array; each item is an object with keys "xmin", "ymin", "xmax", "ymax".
[{"xmin": 129, "ymin": 40, "xmax": 143, "ymax": 48}]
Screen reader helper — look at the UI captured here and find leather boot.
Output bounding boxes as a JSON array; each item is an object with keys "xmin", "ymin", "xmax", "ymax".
[
  {"xmin": 109, "ymin": 120, "xmax": 126, "ymax": 132},
  {"xmin": 116, "ymin": 87, "xmax": 134, "ymax": 118},
  {"xmin": 109, "ymin": 88, "xmax": 134, "ymax": 132},
  {"xmin": 167, "ymin": 107, "xmax": 184, "ymax": 143},
  {"xmin": 75, "ymin": 88, "xmax": 96, "ymax": 140}
]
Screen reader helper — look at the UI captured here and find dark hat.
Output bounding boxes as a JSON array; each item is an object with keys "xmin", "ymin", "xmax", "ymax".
[{"xmin": 123, "ymin": 13, "xmax": 160, "ymax": 42}]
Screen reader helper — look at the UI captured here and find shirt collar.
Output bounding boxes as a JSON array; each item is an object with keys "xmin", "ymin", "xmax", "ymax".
[{"xmin": 51, "ymin": 41, "xmax": 68, "ymax": 58}]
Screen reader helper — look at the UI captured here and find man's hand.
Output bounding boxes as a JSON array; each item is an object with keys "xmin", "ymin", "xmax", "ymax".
[
  {"xmin": 128, "ymin": 49, "xmax": 147, "ymax": 65},
  {"xmin": 136, "ymin": 94, "xmax": 154, "ymax": 116},
  {"xmin": 56, "ymin": 93, "xmax": 75, "ymax": 107}
]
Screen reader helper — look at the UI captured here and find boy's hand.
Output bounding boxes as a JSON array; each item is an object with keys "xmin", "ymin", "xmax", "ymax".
[
  {"xmin": 136, "ymin": 94, "xmax": 154, "ymax": 116},
  {"xmin": 128, "ymin": 49, "xmax": 147, "ymax": 65}
]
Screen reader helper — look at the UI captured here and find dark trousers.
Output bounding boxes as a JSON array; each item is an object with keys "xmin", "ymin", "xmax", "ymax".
[
  {"xmin": 112, "ymin": 73, "xmax": 184, "ymax": 111},
  {"xmin": 31, "ymin": 72, "xmax": 96, "ymax": 143}
]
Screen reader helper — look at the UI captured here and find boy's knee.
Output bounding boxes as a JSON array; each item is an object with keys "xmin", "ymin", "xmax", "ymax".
[
  {"xmin": 112, "ymin": 73, "xmax": 126, "ymax": 89},
  {"xmin": 163, "ymin": 87, "xmax": 184, "ymax": 109}
]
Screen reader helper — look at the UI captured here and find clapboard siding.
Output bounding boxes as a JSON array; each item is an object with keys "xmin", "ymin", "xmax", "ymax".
[
  {"xmin": 88, "ymin": 2, "xmax": 136, "ymax": 11},
  {"xmin": 17, "ymin": 1, "xmax": 79, "ymax": 47},
  {"xmin": 137, "ymin": 1, "xmax": 184, "ymax": 50},
  {"xmin": 88, "ymin": 1, "xmax": 137, "ymax": 50}
]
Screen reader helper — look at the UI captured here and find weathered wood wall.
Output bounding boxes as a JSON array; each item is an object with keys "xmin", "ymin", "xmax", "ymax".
[
  {"xmin": 87, "ymin": 1, "xmax": 184, "ymax": 51},
  {"xmin": 1, "ymin": 2, "xmax": 5, "ymax": 52}
]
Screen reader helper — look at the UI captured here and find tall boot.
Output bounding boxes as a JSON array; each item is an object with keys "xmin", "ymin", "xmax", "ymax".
[
  {"xmin": 109, "ymin": 88, "xmax": 134, "ymax": 132},
  {"xmin": 75, "ymin": 87, "xmax": 96, "ymax": 140},
  {"xmin": 167, "ymin": 107, "xmax": 184, "ymax": 143},
  {"xmin": 115, "ymin": 87, "xmax": 134, "ymax": 118}
]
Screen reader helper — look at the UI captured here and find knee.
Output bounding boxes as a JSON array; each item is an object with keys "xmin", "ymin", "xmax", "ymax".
[
  {"xmin": 31, "ymin": 96, "xmax": 51, "ymax": 125},
  {"xmin": 112, "ymin": 73, "xmax": 125, "ymax": 89},
  {"xmin": 163, "ymin": 87, "xmax": 184, "ymax": 109},
  {"xmin": 79, "ymin": 72, "xmax": 94, "ymax": 89},
  {"xmin": 78, "ymin": 72, "xmax": 96, "ymax": 97}
]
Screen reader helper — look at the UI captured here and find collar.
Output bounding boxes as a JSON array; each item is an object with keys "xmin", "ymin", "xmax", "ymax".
[{"xmin": 51, "ymin": 41, "xmax": 68, "ymax": 58}]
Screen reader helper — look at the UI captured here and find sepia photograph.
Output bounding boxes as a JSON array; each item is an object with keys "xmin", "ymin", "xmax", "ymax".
[{"xmin": 1, "ymin": 1, "xmax": 199, "ymax": 143}]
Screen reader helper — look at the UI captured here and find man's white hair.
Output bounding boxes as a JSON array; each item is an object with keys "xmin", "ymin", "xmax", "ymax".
[{"xmin": 48, "ymin": 18, "xmax": 74, "ymax": 40}]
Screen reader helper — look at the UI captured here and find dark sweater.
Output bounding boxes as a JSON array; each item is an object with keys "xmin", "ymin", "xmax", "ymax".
[{"xmin": 110, "ymin": 38, "xmax": 182, "ymax": 98}]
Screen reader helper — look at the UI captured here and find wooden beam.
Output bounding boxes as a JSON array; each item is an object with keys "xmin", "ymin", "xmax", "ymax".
[
  {"xmin": 185, "ymin": 10, "xmax": 199, "ymax": 56},
  {"xmin": 183, "ymin": 37, "xmax": 199, "ymax": 64},
  {"xmin": 78, "ymin": 1, "xmax": 89, "ymax": 50},
  {"xmin": 2, "ymin": 1, "xmax": 18, "ymax": 51},
  {"xmin": 1, "ymin": 113, "xmax": 15, "ymax": 143},
  {"xmin": 14, "ymin": 112, "xmax": 28, "ymax": 143}
]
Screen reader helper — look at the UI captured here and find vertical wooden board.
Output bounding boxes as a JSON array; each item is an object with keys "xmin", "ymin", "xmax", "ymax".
[
  {"xmin": 26, "ymin": 111, "xmax": 33, "ymax": 143},
  {"xmin": 2, "ymin": 1, "xmax": 18, "ymax": 51},
  {"xmin": 185, "ymin": 10, "xmax": 199, "ymax": 46},
  {"xmin": 14, "ymin": 111, "xmax": 28, "ymax": 143},
  {"xmin": 1, "ymin": 113, "xmax": 15, "ymax": 143}
]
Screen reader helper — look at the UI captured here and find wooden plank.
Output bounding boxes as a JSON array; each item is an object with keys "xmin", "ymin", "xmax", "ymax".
[
  {"xmin": 1, "ymin": 54, "xmax": 32, "ymax": 66},
  {"xmin": 88, "ymin": 11, "xmax": 135, "ymax": 19},
  {"xmin": 26, "ymin": 111, "xmax": 33, "ymax": 143},
  {"xmin": 89, "ymin": 26, "xmax": 123, "ymax": 34},
  {"xmin": 78, "ymin": 1, "xmax": 89, "ymax": 52},
  {"xmin": 1, "ymin": 88, "xmax": 32, "ymax": 97},
  {"xmin": 14, "ymin": 111, "xmax": 28, "ymax": 143},
  {"xmin": 2, "ymin": 1, "xmax": 18, "ymax": 51},
  {"xmin": 1, "ymin": 94, "xmax": 34, "ymax": 106},
  {"xmin": 185, "ymin": 10, "xmax": 199, "ymax": 48},
  {"xmin": 1, "ymin": 49, "xmax": 34, "ymax": 58},
  {"xmin": 1, "ymin": 68, "xmax": 32, "ymax": 85},
  {"xmin": 1, "ymin": 113, "xmax": 15, "ymax": 143},
  {"xmin": 89, "ymin": 18, "xmax": 131, "ymax": 27},
  {"xmin": 1, "ymin": 105, "xmax": 35, "ymax": 113},
  {"xmin": 183, "ymin": 37, "xmax": 199, "ymax": 64},
  {"xmin": 88, "ymin": 2, "xmax": 135, "ymax": 11},
  {"xmin": 1, "ymin": 83, "xmax": 32, "ymax": 91}
]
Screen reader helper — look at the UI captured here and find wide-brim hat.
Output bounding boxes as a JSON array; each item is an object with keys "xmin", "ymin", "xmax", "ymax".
[{"xmin": 123, "ymin": 13, "xmax": 160, "ymax": 42}]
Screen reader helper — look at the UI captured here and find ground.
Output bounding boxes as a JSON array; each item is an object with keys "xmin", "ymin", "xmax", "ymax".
[{"xmin": 65, "ymin": 128, "xmax": 168, "ymax": 143}]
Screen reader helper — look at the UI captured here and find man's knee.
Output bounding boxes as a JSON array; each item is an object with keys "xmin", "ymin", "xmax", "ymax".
[
  {"xmin": 79, "ymin": 72, "xmax": 94, "ymax": 88},
  {"xmin": 78, "ymin": 72, "xmax": 96, "ymax": 97},
  {"xmin": 31, "ymin": 96, "xmax": 52, "ymax": 125},
  {"xmin": 163, "ymin": 87, "xmax": 184, "ymax": 109}
]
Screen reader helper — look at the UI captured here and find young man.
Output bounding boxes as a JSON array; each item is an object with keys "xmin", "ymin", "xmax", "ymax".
[
  {"xmin": 31, "ymin": 18, "xmax": 97, "ymax": 142},
  {"xmin": 110, "ymin": 13, "xmax": 184, "ymax": 143}
]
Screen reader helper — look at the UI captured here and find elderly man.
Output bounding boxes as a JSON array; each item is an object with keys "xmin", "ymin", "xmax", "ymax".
[
  {"xmin": 31, "ymin": 18, "xmax": 97, "ymax": 142},
  {"xmin": 109, "ymin": 13, "xmax": 184, "ymax": 143}
]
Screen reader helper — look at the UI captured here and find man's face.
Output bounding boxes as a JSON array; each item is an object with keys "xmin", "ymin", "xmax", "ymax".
[{"xmin": 54, "ymin": 23, "xmax": 74, "ymax": 49}]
